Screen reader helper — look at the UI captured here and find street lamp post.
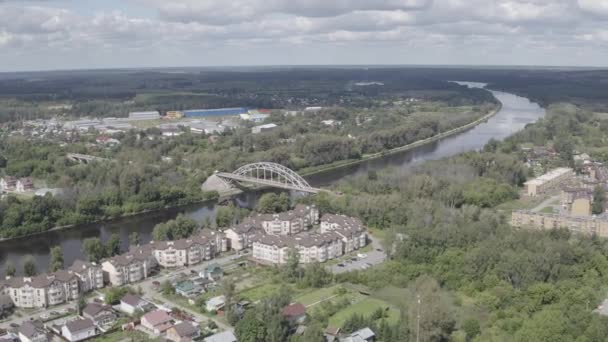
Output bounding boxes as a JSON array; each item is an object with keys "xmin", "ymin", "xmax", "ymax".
[{"xmin": 417, "ymin": 294, "xmax": 421, "ymax": 342}]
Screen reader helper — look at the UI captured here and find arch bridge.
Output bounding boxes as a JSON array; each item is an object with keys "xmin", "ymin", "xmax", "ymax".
[{"xmin": 215, "ymin": 162, "xmax": 321, "ymax": 194}]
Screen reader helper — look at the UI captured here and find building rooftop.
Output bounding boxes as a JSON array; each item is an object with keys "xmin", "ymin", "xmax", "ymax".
[
  {"xmin": 282, "ymin": 303, "xmax": 306, "ymax": 318},
  {"xmin": 64, "ymin": 318, "xmax": 95, "ymax": 333},
  {"xmin": 142, "ymin": 310, "xmax": 173, "ymax": 326},
  {"xmin": 525, "ymin": 167, "xmax": 573, "ymax": 186}
]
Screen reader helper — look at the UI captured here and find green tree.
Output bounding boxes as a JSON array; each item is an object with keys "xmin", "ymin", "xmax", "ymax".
[
  {"xmin": 82, "ymin": 237, "xmax": 106, "ymax": 263},
  {"xmin": 4, "ymin": 260, "xmax": 16, "ymax": 277},
  {"xmin": 284, "ymin": 247, "xmax": 301, "ymax": 282},
  {"xmin": 106, "ymin": 233, "xmax": 122, "ymax": 256},
  {"xmin": 409, "ymin": 275, "xmax": 455, "ymax": 342},
  {"xmin": 161, "ymin": 280, "xmax": 175, "ymax": 296},
  {"xmin": 235, "ymin": 310, "xmax": 265, "ymax": 342},
  {"xmin": 129, "ymin": 232, "xmax": 141, "ymax": 246},
  {"xmin": 23, "ymin": 255, "xmax": 37, "ymax": 276},
  {"xmin": 462, "ymin": 318, "xmax": 480, "ymax": 341},
  {"xmin": 256, "ymin": 193, "xmax": 290, "ymax": 214},
  {"xmin": 49, "ymin": 246, "xmax": 64, "ymax": 272},
  {"xmin": 592, "ymin": 185, "xmax": 606, "ymax": 215},
  {"xmin": 514, "ymin": 309, "xmax": 570, "ymax": 342}
]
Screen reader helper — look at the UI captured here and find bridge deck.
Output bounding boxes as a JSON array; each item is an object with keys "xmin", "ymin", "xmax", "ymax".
[{"xmin": 216, "ymin": 172, "xmax": 321, "ymax": 194}]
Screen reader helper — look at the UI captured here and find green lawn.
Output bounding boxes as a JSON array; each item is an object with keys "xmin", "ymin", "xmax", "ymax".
[
  {"xmin": 91, "ymin": 330, "xmax": 161, "ymax": 342},
  {"xmin": 295, "ymin": 285, "xmax": 344, "ymax": 306},
  {"xmin": 328, "ymin": 297, "xmax": 400, "ymax": 328},
  {"xmin": 540, "ymin": 206, "xmax": 556, "ymax": 214}
]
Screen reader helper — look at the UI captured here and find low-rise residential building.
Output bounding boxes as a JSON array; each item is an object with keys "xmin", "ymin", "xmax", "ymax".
[
  {"xmin": 0, "ymin": 177, "xmax": 17, "ymax": 191},
  {"xmin": 166, "ymin": 322, "xmax": 200, "ymax": 342},
  {"xmin": 206, "ymin": 295, "xmax": 226, "ymax": 312},
  {"xmin": 141, "ymin": 310, "xmax": 174, "ymax": 335},
  {"xmin": 282, "ymin": 303, "xmax": 307, "ymax": 325},
  {"xmin": 225, "ymin": 220, "xmax": 259, "ymax": 251},
  {"xmin": 102, "ymin": 251, "xmax": 153, "ymax": 286},
  {"xmin": 340, "ymin": 327, "xmax": 375, "ymax": 342},
  {"xmin": 175, "ymin": 281, "xmax": 203, "ymax": 297},
  {"xmin": 561, "ymin": 187, "xmax": 594, "ymax": 216},
  {"xmin": 524, "ymin": 167, "xmax": 574, "ymax": 196},
  {"xmin": 15, "ymin": 178, "xmax": 35, "ymax": 193},
  {"xmin": 82, "ymin": 303, "xmax": 117, "ymax": 329},
  {"xmin": 61, "ymin": 318, "xmax": 97, "ymax": 342},
  {"xmin": 152, "ymin": 234, "xmax": 214, "ymax": 268},
  {"xmin": 120, "ymin": 294, "xmax": 146, "ymax": 315},
  {"xmin": 203, "ymin": 330, "xmax": 237, "ymax": 342},
  {"xmin": 251, "ymin": 212, "xmax": 367, "ymax": 265},
  {"xmin": 18, "ymin": 321, "xmax": 48, "ymax": 342},
  {"xmin": 511, "ymin": 210, "xmax": 608, "ymax": 237},
  {"xmin": 69, "ymin": 260, "xmax": 104, "ymax": 292},
  {"xmin": 2, "ymin": 270, "xmax": 79, "ymax": 308}
]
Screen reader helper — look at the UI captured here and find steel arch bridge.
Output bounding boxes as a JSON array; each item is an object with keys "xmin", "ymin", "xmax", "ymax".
[{"xmin": 215, "ymin": 162, "xmax": 321, "ymax": 193}]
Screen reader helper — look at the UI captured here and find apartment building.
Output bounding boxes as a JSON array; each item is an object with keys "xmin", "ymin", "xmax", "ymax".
[
  {"xmin": 252, "ymin": 213, "xmax": 367, "ymax": 265},
  {"xmin": 561, "ymin": 188, "xmax": 594, "ymax": 216},
  {"xmin": 152, "ymin": 235, "xmax": 213, "ymax": 268},
  {"xmin": 68, "ymin": 260, "xmax": 104, "ymax": 292},
  {"xmin": 511, "ymin": 210, "xmax": 608, "ymax": 237},
  {"xmin": 101, "ymin": 252, "xmax": 152, "ymax": 287},
  {"xmin": 1, "ymin": 270, "xmax": 79, "ymax": 309},
  {"xmin": 225, "ymin": 221, "xmax": 258, "ymax": 251},
  {"xmin": 524, "ymin": 167, "xmax": 574, "ymax": 196}
]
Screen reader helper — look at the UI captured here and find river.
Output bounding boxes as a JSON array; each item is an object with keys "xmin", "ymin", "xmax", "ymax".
[{"xmin": 0, "ymin": 83, "xmax": 545, "ymax": 275}]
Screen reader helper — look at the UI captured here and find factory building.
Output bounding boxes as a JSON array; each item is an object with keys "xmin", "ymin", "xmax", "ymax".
[
  {"xmin": 128, "ymin": 111, "xmax": 161, "ymax": 121},
  {"xmin": 183, "ymin": 108, "xmax": 248, "ymax": 118}
]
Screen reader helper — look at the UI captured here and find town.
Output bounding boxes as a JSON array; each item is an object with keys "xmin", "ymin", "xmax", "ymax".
[{"xmin": 0, "ymin": 204, "xmax": 381, "ymax": 342}]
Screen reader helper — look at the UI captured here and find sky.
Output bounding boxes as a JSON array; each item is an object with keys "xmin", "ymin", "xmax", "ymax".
[{"xmin": 2, "ymin": 0, "xmax": 608, "ymax": 71}]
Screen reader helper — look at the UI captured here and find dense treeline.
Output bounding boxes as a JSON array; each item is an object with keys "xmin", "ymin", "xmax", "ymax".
[{"xmin": 293, "ymin": 102, "xmax": 608, "ymax": 340}]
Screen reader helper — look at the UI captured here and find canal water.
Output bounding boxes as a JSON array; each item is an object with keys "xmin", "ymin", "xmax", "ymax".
[{"xmin": 0, "ymin": 83, "xmax": 546, "ymax": 275}]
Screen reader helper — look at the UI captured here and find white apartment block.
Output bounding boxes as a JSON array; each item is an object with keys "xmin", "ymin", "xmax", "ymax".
[
  {"xmin": 252, "ymin": 213, "xmax": 367, "ymax": 265},
  {"xmin": 69, "ymin": 260, "xmax": 104, "ymax": 292},
  {"xmin": 102, "ymin": 253, "xmax": 152, "ymax": 287},
  {"xmin": 1, "ymin": 270, "xmax": 79, "ymax": 309}
]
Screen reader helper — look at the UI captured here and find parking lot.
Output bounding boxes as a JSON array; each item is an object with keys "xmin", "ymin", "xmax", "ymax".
[{"xmin": 330, "ymin": 235, "xmax": 387, "ymax": 274}]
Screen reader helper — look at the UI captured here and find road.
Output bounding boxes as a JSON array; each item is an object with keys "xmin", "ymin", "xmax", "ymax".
[
  {"xmin": 531, "ymin": 194, "xmax": 562, "ymax": 213},
  {"xmin": 329, "ymin": 234, "xmax": 386, "ymax": 274}
]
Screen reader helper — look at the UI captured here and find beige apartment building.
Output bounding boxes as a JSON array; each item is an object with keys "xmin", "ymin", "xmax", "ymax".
[
  {"xmin": 561, "ymin": 188, "xmax": 593, "ymax": 216},
  {"xmin": 0, "ymin": 270, "xmax": 79, "ymax": 309},
  {"xmin": 524, "ymin": 167, "xmax": 574, "ymax": 196},
  {"xmin": 68, "ymin": 260, "xmax": 104, "ymax": 293},
  {"xmin": 102, "ymin": 253, "xmax": 153, "ymax": 287},
  {"xmin": 152, "ymin": 235, "xmax": 214, "ymax": 268},
  {"xmin": 511, "ymin": 210, "xmax": 608, "ymax": 237},
  {"xmin": 251, "ymin": 213, "xmax": 367, "ymax": 265}
]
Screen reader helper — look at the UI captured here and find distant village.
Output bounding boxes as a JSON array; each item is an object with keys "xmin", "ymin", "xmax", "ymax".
[
  {"xmin": 511, "ymin": 148, "xmax": 608, "ymax": 237},
  {"xmin": 0, "ymin": 205, "xmax": 372, "ymax": 342}
]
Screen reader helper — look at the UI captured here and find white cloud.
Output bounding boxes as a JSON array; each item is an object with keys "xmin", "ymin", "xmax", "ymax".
[{"xmin": 2, "ymin": 0, "xmax": 608, "ymax": 70}]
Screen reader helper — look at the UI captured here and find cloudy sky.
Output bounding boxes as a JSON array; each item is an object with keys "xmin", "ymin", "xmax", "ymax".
[{"xmin": 2, "ymin": 0, "xmax": 608, "ymax": 71}]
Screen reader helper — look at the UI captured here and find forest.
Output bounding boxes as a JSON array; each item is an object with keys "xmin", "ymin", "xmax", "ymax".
[
  {"xmin": 282, "ymin": 101, "xmax": 608, "ymax": 341},
  {"xmin": 0, "ymin": 72, "xmax": 496, "ymax": 239}
]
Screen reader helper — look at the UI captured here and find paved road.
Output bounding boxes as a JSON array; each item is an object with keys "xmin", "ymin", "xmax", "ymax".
[
  {"xmin": 329, "ymin": 234, "xmax": 386, "ymax": 274},
  {"xmin": 531, "ymin": 194, "xmax": 562, "ymax": 213}
]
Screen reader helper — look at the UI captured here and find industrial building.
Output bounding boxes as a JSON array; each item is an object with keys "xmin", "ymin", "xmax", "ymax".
[
  {"xmin": 183, "ymin": 108, "xmax": 248, "ymax": 118},
  {"xmin": 128, "ymin": 111, "xmax": 161, "ymax": 121},
  {"xmin": 252, "ymin": 123, "xmax": 278, "ymax": 134}
]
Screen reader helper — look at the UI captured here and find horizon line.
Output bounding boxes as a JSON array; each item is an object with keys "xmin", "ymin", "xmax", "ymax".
[{"xmin": 2, "ymin": 63, "xmax": 607, "ymax": 74}]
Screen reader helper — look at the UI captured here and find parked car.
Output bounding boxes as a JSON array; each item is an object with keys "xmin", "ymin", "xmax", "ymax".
[
  {"xmin": 357, "ymin": 253, "xmax": 367, "ymax": 259},
  {"xmin": 337, "ymin": 263, "xmax": 345, "ymax": 267}
]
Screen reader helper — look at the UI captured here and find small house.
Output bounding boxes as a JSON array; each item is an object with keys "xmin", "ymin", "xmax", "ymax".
[
  {"xmin": 61, "ymin": 318, "xmax": 97, "ymax": 342},
  {"xmin": 203, "ymin": 330, "xmax": 237, "ymax": 342},
  {"xmin": 141, "ymin": 310, "xmax": 174, "ymax": 335},
  {"xmin": 82, "ymin": 303, "xmax": 117, "ymax": 329},
  {"xmin": 281, "ymin": 303, "xmax": 307, "ymax": 325},
  {"xmin": 16, "ymin": 178, "xmax": 34, "ymax": 193},
  {"xmin": 206, "ymin": 295, "xmax": 226, "ymax": 312},
  {"xmin": 166, "ymin": 322, "xmax": 200, "ymax": 342},
  {"xmin": 18, "ymin": 321, "xmax": 47, "ymax": 342},
  {"xmin": 120, "ymin": 294, "xmax": 146, "ymax": 315},
  {"xmin": 175, "ymin": 280, "xmax": 203, "ymax": 297},
  {"xmin": 201, "ymin": 264, "xmax": 223, "ymax": 281},
  {"xmin": 340, "ymin": 327, "xmax": 375, "ymax": 342}
]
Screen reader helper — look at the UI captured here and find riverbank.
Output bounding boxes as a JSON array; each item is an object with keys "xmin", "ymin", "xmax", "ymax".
[
  {"xmin": 299, "ymin": 102, "xmax": 502, "ymax": 178},
  {"xmin": 0, "ymin": 104, "xmax": 501, "ymax": 243}
]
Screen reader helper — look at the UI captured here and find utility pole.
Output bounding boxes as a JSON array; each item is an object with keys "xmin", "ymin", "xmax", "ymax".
[{"xmin": 417, "ymin": 294, "xmax": 421, "ymax": 342}]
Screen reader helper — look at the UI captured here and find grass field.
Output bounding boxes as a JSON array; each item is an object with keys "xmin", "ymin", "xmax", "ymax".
[
  {"xmin": 295, "ymin": 285, "xmax": 343, "ymax": 306},
  {"xmin": 328, "ymin": 297, "xmax": 400, "ymax": 328},
  {"xmin": 92, "ymin": 330, "xmax": 160, "ymax": 342}
]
